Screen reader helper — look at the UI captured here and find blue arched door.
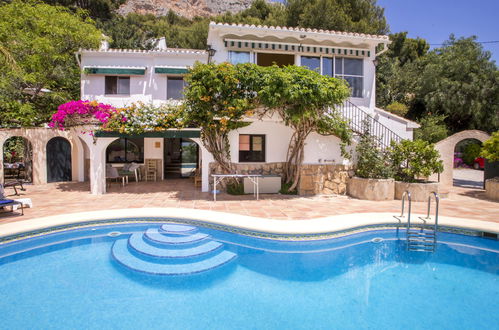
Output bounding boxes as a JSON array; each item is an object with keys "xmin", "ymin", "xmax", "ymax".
[{"xmin": 47, "ymin": 137, "xmax": 72, "ymax": 182}]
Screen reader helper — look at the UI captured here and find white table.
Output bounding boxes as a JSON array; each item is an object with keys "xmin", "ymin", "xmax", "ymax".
[{"xmin": 211, "ymin": 174, "xmax": 261, "ymax": 202}]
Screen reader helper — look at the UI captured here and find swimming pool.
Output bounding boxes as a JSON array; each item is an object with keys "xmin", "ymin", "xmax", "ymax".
[{"xmin": 1, "ymin": 221, "xmax": 498, "ymax": 329}]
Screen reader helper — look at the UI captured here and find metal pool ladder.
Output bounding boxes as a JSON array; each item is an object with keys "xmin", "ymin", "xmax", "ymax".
[{"xmin": 406, "ymin": 192, "xmax": 440, "ymax": 252}]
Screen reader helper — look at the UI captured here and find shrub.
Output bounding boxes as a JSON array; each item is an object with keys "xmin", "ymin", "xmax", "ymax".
[
  {"xmin": 226, "ymin": 181, "xmax": 245, "ymax": 195},
  {"xmin": 279, "ymin": 182, "xmax": 297, "ymax": 195},
  {"xmin": 389, "ymin": 139, "xmax": 443, "ymax": 182},
  {"xmin": 463, "ymin": 143, "xmax": 482, "ymax": 166},
  {"xmin": 386, "ymin": 102, "xmax": 409, "ymax": 117},
  {"xmin": 354, "ymin": 128, "xmax": 393, "ymax": 179},
  {"xmin": 481, "ymin": 131, "xmax": 499, "ymax": 162},
  {"xmin": 414, "ymin": 114, "xmax": 448, "ymax": 143}
]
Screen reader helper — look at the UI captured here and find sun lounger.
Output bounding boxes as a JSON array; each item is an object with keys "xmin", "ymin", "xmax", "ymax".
[{"xmin": 0, "ymin": 199, "xmax": 24, "ymax": 216}]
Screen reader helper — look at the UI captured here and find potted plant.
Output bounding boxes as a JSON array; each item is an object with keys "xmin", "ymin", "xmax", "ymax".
[
  {"xmin": 347, "ymin": 126, "xmax": 395, "ymax": 201},
  {"xmin": 481, "ymin": 131, "xmax": 499, "ymax": 201},
  {"xmin": 390, "ymin": 139, "xmax": 443, "ymax": 201}
]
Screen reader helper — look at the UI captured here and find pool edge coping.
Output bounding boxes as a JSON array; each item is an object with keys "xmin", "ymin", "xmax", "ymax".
[{"xmin": 0, "ymin": 208, "xmax": 498, "ymax": 240}]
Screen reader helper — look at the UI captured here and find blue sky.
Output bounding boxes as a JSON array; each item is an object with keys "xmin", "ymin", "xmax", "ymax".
[
  {"xmin": 272, "ymin": 0, "xmax": 499, "ymax": 63},
  {"xmin": 378, "ymin": 0, "xmax": 499, "ymax": 63}
]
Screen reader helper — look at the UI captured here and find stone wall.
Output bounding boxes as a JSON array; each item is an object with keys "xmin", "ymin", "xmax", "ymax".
[
  {"xmin": 208, "ymin": 162, "xmax": 353, "ymax": 196},
  {"xmin": 209, "ymin": 162, "xmax": 285, "ymax": 189},
  {"xmin": 209, "ymin": 162, "xmax": 285, "ymax": 177},
  {"xmin": 299, "ymin": 164, "xmax": 354, "ymax": 196}
]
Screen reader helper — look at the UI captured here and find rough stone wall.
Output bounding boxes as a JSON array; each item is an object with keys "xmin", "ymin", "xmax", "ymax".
[
  {"xmin": 209, "ymin": 162, "xmax": 285, "ymax": 177},
  {"xmin": 299, "ymin": 164, "xmax": 354, "ymax": 196},
  {"xmin": 208, "ymin": 162, "xmax": 353, "ymax": 196},
  {"xmin": 118, "ymin": 0, "xmax": 256, "ymax": 18}
]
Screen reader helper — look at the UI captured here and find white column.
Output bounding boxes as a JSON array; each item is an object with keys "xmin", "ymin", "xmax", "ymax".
[
  {"xmin": 200, "ymin": 144, "xmax": 214, "ymax": 193},
  {"xmin": 79, "ymin": 133, "xmax": 117, "ymax": 195},
  {"xmin": 191, "ymin": 137, "xmax": 213, "ymax": 193}
]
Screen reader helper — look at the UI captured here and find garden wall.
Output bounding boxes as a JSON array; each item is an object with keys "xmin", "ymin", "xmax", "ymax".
[
  {"xmin": 209, "ymin": 162, "xmax": 353, "ymax": 196},
  {"xmin": 299, "ymin": 164, "xmax": 354, "ymax": 196}
]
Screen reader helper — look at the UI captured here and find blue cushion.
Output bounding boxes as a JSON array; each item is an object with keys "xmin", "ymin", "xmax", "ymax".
[{"xmin": 0, "ymin": 200, "xmax": 14, "ymax": 205}]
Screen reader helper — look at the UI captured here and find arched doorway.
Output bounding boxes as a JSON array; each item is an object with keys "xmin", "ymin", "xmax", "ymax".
[
  {"xmin": 47, "ymin": 137, "xmax": 72, "ymax": 182},
  {"xmin": 2, "ymin": 136, "xmax": 33, "ymax": 183},
  {"xmin": 433, "ymin": 130, "xmax": 490, "ymax": 188},
  {"xmin": 453, "ymin": 138, "xmax": 484, "ymax": 188}
]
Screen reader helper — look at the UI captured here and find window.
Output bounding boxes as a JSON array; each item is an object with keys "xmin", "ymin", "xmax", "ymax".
[
  {"xmin": 167, "ymin": 77, "xmax": 185, "ymax": 100},
  {"xmin": 105, "ymin": 76, "xmax": 130, "ymax": 95},
  {"xmin": 229, "ymin": 51, "xmax": 250, "ymax": 64},
  {"xmin": 301, "ymin": 56, "xmax": 321, "ymax": 72},
  {"xmin": 239, "ymin": 134, "xmax": 265, "ymax": 162},
  {"xmin": 106, "ymin": 138, "xmax": 144, "ymax": 163},
  {"xmin": 334, "ymin": 57, "xmax": 363, "ymax": 98}
]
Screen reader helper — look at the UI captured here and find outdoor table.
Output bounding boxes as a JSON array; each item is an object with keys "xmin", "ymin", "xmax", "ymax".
[{"xmin": 211, "ymin": 174, "xmax": 261, "ymax": 202}]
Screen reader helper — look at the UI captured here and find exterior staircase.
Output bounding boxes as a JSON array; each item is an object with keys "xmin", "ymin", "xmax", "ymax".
[
  {"xmin": 336, "ymin": 100, "xmax": 404, "ymax": 149},
  {"xmin": 111, "ymin": 223, "xmax": 237, "ymax": 276}
]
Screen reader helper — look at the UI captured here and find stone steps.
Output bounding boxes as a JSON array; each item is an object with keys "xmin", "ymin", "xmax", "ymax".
[
  {"xmin": 144, "ymin": 228, "xmax": 209, "ymax": 245},
  {"xmin": 128, "ymin": 233, "xmax": 223, "ymax": 259},
  {"xmin": 110, "ymin": 223, "xmax": 237, "ymax": 276},
  {"xmin": 112, "ymin": 240, "xmax": 236, "ymax": 276}
]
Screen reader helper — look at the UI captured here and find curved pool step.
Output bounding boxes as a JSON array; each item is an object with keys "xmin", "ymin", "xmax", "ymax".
[
  {"xmin": 159, "ymin": 223, "xmax": 197, "ymax": 235},
  {"xmin": 128, "ymin": 233, "xmax": 223, "ymax": 259},
  {"xmin": 144, "ymin": 228, "xmax": 209, "ymax": 245},
  {"xmin": 112, "ymin": 239, "xmax": 237, "ymax": 276}
]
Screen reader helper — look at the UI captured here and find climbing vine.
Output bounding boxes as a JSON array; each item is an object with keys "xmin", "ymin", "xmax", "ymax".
[
  {"xmin": 183, "ymin": 62, "xmax": 264, "ymax": 173},
  {"xmin": 258, "ymin": 65, "xmax": 351, "ymax": 191}
]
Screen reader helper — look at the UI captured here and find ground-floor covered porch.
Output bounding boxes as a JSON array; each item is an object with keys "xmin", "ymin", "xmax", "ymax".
[{"xmin": 1, "ymin": 179, "xmax": 497, "ymax": 224}]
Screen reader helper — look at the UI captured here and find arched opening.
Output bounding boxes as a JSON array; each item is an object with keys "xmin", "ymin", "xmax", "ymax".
[
  {"xmin": 47, "ymin": 137, "xmax": 72, "ymax": 183},
  {"xmin": 3, "ymin": 136, "xmax": 33, "ymax": 184},
  {"xmin": 453, "ymin": 138, "xmax": 484, "ymax": 189},
  {"xmin": 106, "ymin": 138, "xmax": 144, "ymax": 164}
]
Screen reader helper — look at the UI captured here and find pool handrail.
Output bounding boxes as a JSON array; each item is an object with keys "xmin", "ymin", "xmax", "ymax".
[
  {"xmin": 424, "ymin": 192, "xmax": 440, "ymax": 234},
  {"xmin": 399, "ymin": 190, "xmax": 412, "ymax": 231}
]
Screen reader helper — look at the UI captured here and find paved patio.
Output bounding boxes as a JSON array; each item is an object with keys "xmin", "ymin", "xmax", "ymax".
[{"xmin": 0, "ymin": 179, "xmax": 497, "ymax": 225}]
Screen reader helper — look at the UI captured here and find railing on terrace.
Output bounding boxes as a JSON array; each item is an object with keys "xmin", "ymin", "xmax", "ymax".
[{"xmin": 336, "ymin": 100, "xmax": 403, "ymax": 150}]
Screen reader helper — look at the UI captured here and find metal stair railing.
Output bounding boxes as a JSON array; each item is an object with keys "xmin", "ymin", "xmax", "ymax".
[
  {"xmin": 406, "ymin": 192, "xmax": 440, "ymax": 253},
  {"xmin": 335, "ymin": 100, "xmax": 404, "ymax": 150}
]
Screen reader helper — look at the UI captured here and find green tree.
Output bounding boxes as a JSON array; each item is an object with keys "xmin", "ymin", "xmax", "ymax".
[
  {"xmin": 413, "ymin": 114, "xmax": 448, "ymax": 143},
  {"xmin": 481, "ymin": 131, "xmax": 499, "ymax": 162},
  {"xmin": 184, "ymin": 63, "xmax": 265, "ymax": 173},
  {"xmin": 376, "ymin": 32, "xmax": 429, "ymax": 108},
  {"xmin": 354, "ymin": 121, "xmax": 393, "ymax": 179},
  {"xmin": 389, "ymin": 139, "xmax": 443, "ymax": 182},
  {"xmin": 258, "ymin": 65, "xmax": 351, "ymax": 190},
  {"xmin": 414, "ymin": 35, "xmax": 499, "ymax": 133},
  {"xmin": 287, "ymin": 0, "xmax": 388, "ymax": 35},
  {"xmin": 0, "ymin": 0, "xmax": 103, "ymax": 127}
]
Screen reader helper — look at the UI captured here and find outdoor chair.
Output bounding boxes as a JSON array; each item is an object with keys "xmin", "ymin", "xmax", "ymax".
[
  {"xmin": 119, "ymin": 162, "xmax": 141, "ymax": 182},
  {"xmin": 106, "ymin": 165, "xmax": 127, "ymax": 187},
  {"xmin": 3, "ymin": 180, "xmax": 25, "ymax": 195},
  {"xmin": 192, "ymin": 168, "xmax": 202, "ymax": 188},
  {"xmin": 0, "ymin": 184, "xmax": 23, "ymax": 216}
]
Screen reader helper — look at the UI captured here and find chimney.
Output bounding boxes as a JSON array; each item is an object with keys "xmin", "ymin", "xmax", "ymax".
[
  {"xmin": 100, "ymin": 34, "xmax": 109, "ymax": 51},
  {"xmin": 155, "ymin": 37, "xmax": 167, "ymax": 50}
]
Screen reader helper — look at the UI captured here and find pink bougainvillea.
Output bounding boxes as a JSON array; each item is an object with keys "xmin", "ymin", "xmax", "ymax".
[{"xmin": 49, "ymin": 100, "xmax": 115, "ymax": 130}]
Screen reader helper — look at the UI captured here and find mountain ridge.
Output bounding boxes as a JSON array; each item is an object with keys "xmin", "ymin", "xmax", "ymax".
[{"xmin": 117, "ymin": 0, "xmax": 259, "ymax": 18}]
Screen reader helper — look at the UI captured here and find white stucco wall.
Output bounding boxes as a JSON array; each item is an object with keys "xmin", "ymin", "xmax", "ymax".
[
  {"xmin": 80, "ymin": 52, "xmax": 206, "ymax": 107},
  {"xmin": 227, "ymin": 118, "xmax": 350, "ymax": 165},
  {"xmin": 373, "ymin": 108, "xmax": 419, "ymax": 141}
]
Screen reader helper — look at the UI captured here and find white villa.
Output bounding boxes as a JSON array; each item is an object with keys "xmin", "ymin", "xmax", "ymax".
[{"xmin": 0, "ymin": 22, "xmax": 419, "ymax": 195}]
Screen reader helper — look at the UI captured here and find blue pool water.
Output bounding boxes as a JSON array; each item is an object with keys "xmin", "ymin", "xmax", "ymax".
[{"xmin": 0, "ymin": 222, "xmax": 498, "ymax": 329}]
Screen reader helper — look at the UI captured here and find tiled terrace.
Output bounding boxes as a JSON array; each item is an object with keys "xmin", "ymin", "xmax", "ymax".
[{"xmin": 0, "ymin": 179, "xmax": 497, "ymax": 225}]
